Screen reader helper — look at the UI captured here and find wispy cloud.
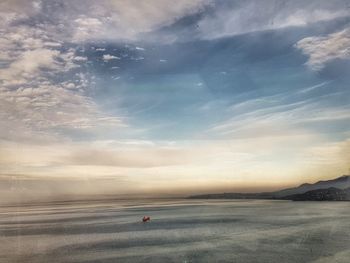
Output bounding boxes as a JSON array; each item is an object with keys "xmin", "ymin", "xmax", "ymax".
[
  {"xmin": 297, "ymin": 81, "xmax": 330, "ymax": 93},
  {"xmin": 196, "ymin": 0, "xmax": 349, "ymax": 40},
  {"xmin": 211, "ymin": 90, "xmax": 350, "ymax": 138}
]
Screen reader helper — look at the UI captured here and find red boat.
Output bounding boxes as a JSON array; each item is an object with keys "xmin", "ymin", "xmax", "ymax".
[{"xmin": 142, "ymin": 216, "xmax": 150, "ymax": 222}]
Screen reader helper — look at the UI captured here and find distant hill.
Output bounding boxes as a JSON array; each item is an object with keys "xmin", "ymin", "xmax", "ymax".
[
  {"xmin": 284, "ymin": 187, "xmax": 350, "ymax": 201},
  {"xmin": 188, "ymin": 175, "xmax": 350, "ymax": 201},
  {"xmin": 274, "ymin": 175, "xmax": 350, "ymax": 197}
]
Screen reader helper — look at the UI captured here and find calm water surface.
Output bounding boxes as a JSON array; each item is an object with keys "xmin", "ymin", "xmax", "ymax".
[{"xmin": 1, "ymin": 199, "xmax": 350, "ymax": 262}]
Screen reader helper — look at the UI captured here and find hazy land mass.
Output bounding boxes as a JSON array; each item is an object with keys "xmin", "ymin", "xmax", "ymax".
[{"xmin": 189, "ymin": 175, "xmax": 350, "ymax": 201}]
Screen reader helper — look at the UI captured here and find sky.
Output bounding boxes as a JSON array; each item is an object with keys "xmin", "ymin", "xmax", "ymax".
[{"xmin": 0, "ymin": 0, "xmax": 350, "ymax": 202}]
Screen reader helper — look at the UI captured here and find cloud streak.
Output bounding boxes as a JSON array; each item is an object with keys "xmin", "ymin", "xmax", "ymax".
[{"xmin": 197, "ymin": 0, "xmax": 349, "ymax": 40}]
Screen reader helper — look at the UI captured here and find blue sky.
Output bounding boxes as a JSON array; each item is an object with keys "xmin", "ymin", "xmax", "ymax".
[{"xmin": 0, "ymin": 0, "xmax": 350, "ymax": 201}]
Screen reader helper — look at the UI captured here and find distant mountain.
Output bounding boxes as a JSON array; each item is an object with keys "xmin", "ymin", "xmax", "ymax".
[
  {"xmin": 274, "ymin": 175, "xmax": 350, "ymax": 197},
  {"xmin": 188, "ymin": 175, "xmax": 350, "ymax": 201},
  {"xmin": 284, "ymin": 187, "xmax": 350, "ymax": 201}
]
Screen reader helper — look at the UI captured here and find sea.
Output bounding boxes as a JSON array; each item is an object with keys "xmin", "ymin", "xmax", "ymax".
[{"xmin": 1, "ymin": 199, "xmax": 350, "ymax": 263}]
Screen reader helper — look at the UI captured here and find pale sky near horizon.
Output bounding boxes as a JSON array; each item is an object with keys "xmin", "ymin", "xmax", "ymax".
[{"xmin": 0, "ymin": 0, "xmax": 350, "ymax": 202}]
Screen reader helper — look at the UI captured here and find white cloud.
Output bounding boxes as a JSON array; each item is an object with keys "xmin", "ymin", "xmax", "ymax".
[
  {"xmin": 73, "ymin": 17, "xmax": 104, "ymax": 41},
  {"xmin": 0, "ymin": 0, "xmax": 40, "ymax": 28},
  {"xmin": 295, "ymin": 28, "xmax": 350, "ymax": 70},
  {"xmin": 0, "ymin": 82, "xmax": 126, "ymax": 142},
  {"xmin": 0, "ymin": 25, "xmax": 77, "ymax": 85},
  {"xmin": 73, "ymin": 56, "xmax": 88, "ymax": 62},
  {"xmin": 102, "ymin": 54, "xmax": 120, "ymax": 61},
  {"xmin": 65, "ymin": 82, "xmax": 76, "ymax": 89},
  {"xmin": 44, "ymin": 41, "xmax": 62, "ymax": 48},
  {"xmin": 0, "ymin": 23, "xmax": 126, "ymax": 141},
  {"xmin": 0, "ymin": 48, "xmax": 61, "ymax": 85}
]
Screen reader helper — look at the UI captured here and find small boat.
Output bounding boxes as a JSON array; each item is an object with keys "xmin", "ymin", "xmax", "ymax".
[{"xmin": 142, "ymin": 216, "xmax": 150, "ymax": 222}]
